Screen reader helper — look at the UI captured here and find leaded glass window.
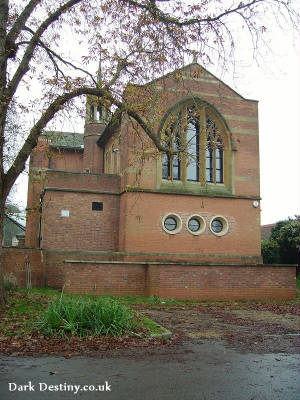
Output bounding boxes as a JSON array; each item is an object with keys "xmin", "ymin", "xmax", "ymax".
[{"xmin": 162, "ymin": 103, "xmax": 226, "ymax": 185}]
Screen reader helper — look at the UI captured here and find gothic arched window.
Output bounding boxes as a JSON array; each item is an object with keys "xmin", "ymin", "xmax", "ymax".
[
  {"xmin": 205, "ymin": 118, "xmax": 224, "ymax": 184},
  {"xmin": 161, "ymin": 102, "xmax": 227, "ymax": 185},
  {"xmin": 162, "ymin": 114, "xmax": 182, "ymax": 181},
  {"xmin": 186, "ymin": 107, "xmax": 200, "ymax": 181}
]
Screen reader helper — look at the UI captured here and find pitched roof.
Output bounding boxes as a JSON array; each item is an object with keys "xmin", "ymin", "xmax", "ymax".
[
  {"xmin": 261, "ymin": 224, "xmax": 276, "ymax": 240},
  {"xmin": 4, "ymin": 214, "xmax": 26, "ymax": 230},
  {"xmin": 133, "ymin": 62, "xmax": 258, "ymax": 103},
  {"xmin": 97, "ymin": 62, "xmax": 258, "ymax": 147},
  {"xmin": 43, "ymin": 131, "xmax": 84, "ymax": 150}
]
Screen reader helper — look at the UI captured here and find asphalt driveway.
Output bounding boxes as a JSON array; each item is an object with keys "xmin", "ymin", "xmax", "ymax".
[
  {"xmin": 0, "ymin": 341, "xmax": 299, "ymax": 400},
  {"xmin": 1, "ymin": 303, "xmax": 299, "ymax": 400}
]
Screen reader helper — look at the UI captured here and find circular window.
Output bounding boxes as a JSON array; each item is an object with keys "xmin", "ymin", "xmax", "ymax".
[
  {"xmin": 211, "ymin": 219, "xmax": 223, "ymax": 233},
  {"xmin": 162, "ymin": 213, "xmax": 182, "ymax": 234},
  {"xmin": 210, "ymin": 216, "xmax": 229, "ymax": 237},
  {"xmin": 186, "ymin": 215, "xmax": 206, "ymax": 235},
  {"xmin": 164, "ymin": 217, "xmax": 177, "ymax": 231},
  {"xmin": 188, "ymin": 218, "xmax": 200, "ymax": 231}
]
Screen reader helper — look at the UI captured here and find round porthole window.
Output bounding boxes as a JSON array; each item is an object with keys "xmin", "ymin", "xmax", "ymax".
[
  {"xmin": 186, "ymin": 215, "xmax": 206, "ymax": 235},
  {"xmin": 211, "ymin": 219, "xmax": 223, "ymax": 233},
  {"xmin": 164, "ymin": 217, "xmax": 177, "ymax": 231},
  {"xmin": 210, "ymin": 216, "xmax": 229, "ymax": 237},
  {"xmin": 162, "ymin": 213, "xmax": 182, "ymax": 234}
]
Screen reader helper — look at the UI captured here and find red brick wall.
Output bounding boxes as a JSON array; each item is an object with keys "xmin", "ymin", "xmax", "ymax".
[
  {"xmin": 29, "ymin": 138, "xmax": 50, "ymax": 169},
  {"xmin": 63, "ymin": 262, "xmax": 147, "ymax": 296},
  {"xmin": 113, "ymin": 65, "xmax": 262, "ymax": 259},
  {"xmin": 25, "ymin": 170, "xmax": 120, "ymax": 249},
  {"xmin": 83, "ymin": 135, "xmax": 103, "ymax": 173},
  {"xmin": 25, "ymin": 64, "xmax": 262, "ymax": 261},
  {"xmin": 3, "ymin": 247, "xmax": 44, "ymax": 287},
  {"xmin": 121, "ymin": 64, "xmax": 260, "ymax": 197},
  {"xmin": 44, "ymin": 170, "xmax": 120, "ymax": 192},
  {"xmin": 29, "ymin": 138, "xmax": 83, "ymax": 172},
  {"xmin": 148, "ymin": 264, "xmax": 296, "ymax": 300},
  {"xmin": 61, "ymin": 261, "xmax": 296, "ymax": 301},
  {"xmin": 119, "ymin": 191, "xmax": 261, "ymax": 257},
  {"xmin": 25, "ymin": 177, "xmax": 43, "ymax": 248},
  {"xmin": 44, "ymin": 249, "xmax": 242, "ymax": 289},
  {"xmin": 41, "ymin": 191, "xmax": 120, "ymax": 252},
  {"xmin": 2, "ymin": 247, "xmax": 296, "ymax": 301},
  {"xmin": 49, "ymin": 148, "xmax": 83, "ymax": 171}
]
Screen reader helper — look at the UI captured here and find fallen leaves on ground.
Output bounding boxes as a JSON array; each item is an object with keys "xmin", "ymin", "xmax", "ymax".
[
  {"xmin": 0, "ymin": 291, "xmax": 299, "ymax": 357},
  {"xmin": 0, "ymin": 332, "xmax": 183, "ymax": 356}
]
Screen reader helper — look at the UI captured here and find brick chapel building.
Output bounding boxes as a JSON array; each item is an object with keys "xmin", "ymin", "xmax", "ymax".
[{"xmin": 23, "ymin": 63, "xmax": 295, "ymax": 300}]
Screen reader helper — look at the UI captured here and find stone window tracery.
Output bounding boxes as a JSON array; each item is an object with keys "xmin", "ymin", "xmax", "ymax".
[{"xmin": 161, "ymin": 102, "xmax": 228, "ymax": 186}]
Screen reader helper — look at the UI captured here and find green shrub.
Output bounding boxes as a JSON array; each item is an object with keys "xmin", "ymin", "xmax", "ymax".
[
  {"xmin": 269, "ymin": 216, "xmax": 300, "ymax": 265},
  {"xmin": 37, "ymin": 296, "xmax": 137, "ymax": 337},
  {"xmin": 261, "ymin": 239, "xmax": 280, "ymax": 264},
  {"xmin": 4, "ymin": 279, "xmax": 18, "ymax": 292}
]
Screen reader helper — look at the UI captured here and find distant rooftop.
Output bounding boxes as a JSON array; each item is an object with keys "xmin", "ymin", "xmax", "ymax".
[
  {"xmin": 261, "ymin": 223, "xmax": 276, "ymax": 241},
  {"xmin": 43, "ymin": 131, "xmax": 84, "ymax": 150},
  {"xmin": 4, "ymin": 213, "xmax": 26, "ymax": 230}
]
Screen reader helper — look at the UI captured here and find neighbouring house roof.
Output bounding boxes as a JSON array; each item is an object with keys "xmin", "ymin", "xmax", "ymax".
[
  {"xmin": 261, "ymin": 224, "xmax": 276, "ymax": 241},
  {"xmin": 5, "ymin": 214, "xmax": 26, "ymax": 230},
  {"xmin": 3, "ymin": 214, "xmax": 26, "ymax": 247},
  {"xmin": 43, "ymin": 131, "xmax": 84, "ymax": 150}
]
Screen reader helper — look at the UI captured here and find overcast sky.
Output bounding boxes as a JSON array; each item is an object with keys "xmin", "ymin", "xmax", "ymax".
[
  {"xmin": 13, "ymin": 4, "xmax": 299, "ymax": 226},
  {"xmin": 229, "ymin": 28, "xmax": 300, "ymax": 225}
]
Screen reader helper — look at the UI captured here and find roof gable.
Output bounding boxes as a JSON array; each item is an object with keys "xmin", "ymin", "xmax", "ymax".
[
  {"xmin": 97, "ymin": 62, "xmax": 257, "ymax": 147},
  {"xmin": 147, "ymin": 62, "xmax": 257, "ymax": 103}
]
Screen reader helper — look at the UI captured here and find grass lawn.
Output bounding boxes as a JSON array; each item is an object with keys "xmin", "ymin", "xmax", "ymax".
[
  {"xmin": 0, "ymin": 286, "xmax": 298, "ymax": 356},
  {"xmin": 0, "ymin": 283, "xmax": 299, "ymax": 339},
  {"xmin": 0, "ymin": 288, "xmax": 169, "ymax": 339}
]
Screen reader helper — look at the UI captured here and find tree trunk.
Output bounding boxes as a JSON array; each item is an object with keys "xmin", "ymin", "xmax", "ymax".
[{"xmin": 0, "ymin": 200, "xmax": 6, "ymax": 305}]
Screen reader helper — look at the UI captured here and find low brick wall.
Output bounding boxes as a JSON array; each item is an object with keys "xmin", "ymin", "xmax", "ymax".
[
  {"xmin": 62, "ymin": 261, "xmax": 296, "ymax": 301},
  {"xmin": 2, "ymin": 248, "xmax": 296, "ymax": 300},
  {"xmin": 147, "ymin": 264, "xmax": 296, "ymax": 300},
  {"xmin": 63, "ymin": 262, "xmax": 147, "ymax": 296},
  {"xmin": 43, "ymin": 250, "xmax": 121, "ymax": 288},
  {"xmin": 3, "ymin": 247, "xmax": 44, "ymax": 287}
]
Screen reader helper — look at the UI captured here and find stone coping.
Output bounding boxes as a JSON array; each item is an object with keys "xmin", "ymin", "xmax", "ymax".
[
  {"xmin": 41, "ymin": 183, "xmax": 260, "ymax": 200},
  {"xmin": 43, "ymin": 187, "xmax": 120, "ymax": 196},
  {"xmin": 63, "ymin": 260, "xmax": 296, "ymax": 268},
  {"xmin": 44, "ymin": 248, "xmax": 262, "ymax": 260},
  {"xmin": 3, "ymin": 246, "xmax": 41, "ymax": 250}
]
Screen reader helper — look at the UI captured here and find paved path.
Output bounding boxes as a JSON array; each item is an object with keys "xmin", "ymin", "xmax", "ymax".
[{"xmin": 1, "ymin": 340, "xmax": 299, "ymax": 400}]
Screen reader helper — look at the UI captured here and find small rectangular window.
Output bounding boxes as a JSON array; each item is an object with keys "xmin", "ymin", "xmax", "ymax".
[{"xmin": 92, "ymin": 202, "xmax": 103, "ymax": 211}]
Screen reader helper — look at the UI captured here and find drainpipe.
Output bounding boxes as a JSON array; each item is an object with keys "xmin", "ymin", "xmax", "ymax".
[{"xmin": 38, "ymin": 190, "xmax": 45, "ymax": 248}]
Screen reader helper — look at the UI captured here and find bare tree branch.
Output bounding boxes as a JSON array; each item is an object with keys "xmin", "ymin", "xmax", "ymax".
[
  {"xmin": 20, "ymin": 26, "xmax": 97, "ymax": 84},
  {"xmin": 105, "ymin": 58, "xmax": 131, "ymax": 89},
  {"xmin": 122, "ymin": 0, "xmax": 266, "ymax": 26},
  {"xmin": 6, "ymin": 0, "xmax": 40, "ymax": 58},
  {"xmin": 3, "ymin": 85, "xmax": 165, "ymax": 197},
  {"xmin": 6, "ymin": 0, "xmax": 82, "ymax": 102}
]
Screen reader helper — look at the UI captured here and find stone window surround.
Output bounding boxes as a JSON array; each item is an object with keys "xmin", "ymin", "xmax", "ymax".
[
  {"xmin": 209, "ymin": 215, "xmax": 229, "ymax": 237},
  {"xmin": 186, "ymin": 214, "xmax": 206, "ymax": 236},
  {"xmin": 162, "ymin": 212, "xmax": 229, "ymax": 236},
  {"xmin": 159, "ymin": 97, "xmax": 233, "ymax": 192}
]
